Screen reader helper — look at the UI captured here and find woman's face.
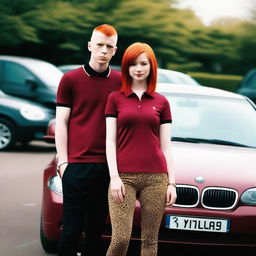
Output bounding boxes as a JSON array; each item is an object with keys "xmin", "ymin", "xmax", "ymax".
[{"xmin": 129, "ymin": 53, "xmax": 151, "ymax": 83}]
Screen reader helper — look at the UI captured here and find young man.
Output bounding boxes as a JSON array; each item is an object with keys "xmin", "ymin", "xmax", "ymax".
[{"xmin": 55, "ymin": 24, "xmax": 121, "ymax": 256}]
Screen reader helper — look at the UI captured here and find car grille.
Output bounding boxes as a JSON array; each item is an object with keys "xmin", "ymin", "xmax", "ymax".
[
  {"xmin": 174, "ymin": 185, "xmax": 238, "ymax": 210},
  {"xmin": 174, "ymin": 185, "xmax": 199, "ymax": 207},
  {"xmin": 201, "ymin": 187, "xmax": 238, "ymax": 210}
]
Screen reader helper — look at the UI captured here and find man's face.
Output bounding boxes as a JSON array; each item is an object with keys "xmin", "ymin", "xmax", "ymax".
[{"xmin": 88, "ymin": 31, "xmax": 117, "ymax": 66}]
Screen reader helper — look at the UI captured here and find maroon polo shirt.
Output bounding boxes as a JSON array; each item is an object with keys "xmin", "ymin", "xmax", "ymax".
[
  {"xmin": 56, "ymin": 64, "xmax": 121, "ymax": 163},
  {"xmin": 105, "ymin": 89, "xmax": 172, "ymax": 173}
]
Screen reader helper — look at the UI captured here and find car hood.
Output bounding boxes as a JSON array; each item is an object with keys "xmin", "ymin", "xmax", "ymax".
[
  {"xmin": 0, "ymin": 94, "xmax": 49, "ymax": 110},
  {"xmin": 172, "ymin": 142, "xmax": 256, "ymax": 190}
]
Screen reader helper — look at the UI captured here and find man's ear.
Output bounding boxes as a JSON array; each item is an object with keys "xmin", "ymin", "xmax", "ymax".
[
  {"xmin": 112, "ymin": 46, "xmax": 117, "ymax": 56},
  {"xmin": 88, "ymin": 41, "xmax": 91, "ymax": 52}
]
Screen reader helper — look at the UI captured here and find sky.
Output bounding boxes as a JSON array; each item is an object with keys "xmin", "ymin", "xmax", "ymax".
[{"xmin": 176, "ymin": 0, "xmax": 252, "ymax": 25}]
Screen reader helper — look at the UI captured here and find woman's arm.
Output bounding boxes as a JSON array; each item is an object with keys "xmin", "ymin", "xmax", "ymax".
[
  {"xmin": 106, "ymin": 117, "xmax": 125, "ymax": 202},
  {"xmin": 160, "ymin": 123, "xmax": 177, "ymax": 206}
]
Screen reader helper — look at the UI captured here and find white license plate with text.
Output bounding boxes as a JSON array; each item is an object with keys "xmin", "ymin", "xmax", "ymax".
[{"xmin": 166, "ymin": 215, "xmax": 230, "ymax": 233}]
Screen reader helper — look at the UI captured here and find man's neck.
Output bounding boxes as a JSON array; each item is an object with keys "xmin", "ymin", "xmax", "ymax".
[{"xmin": 89, "ymin": 60, "xmax": 108, "ymax": 73}]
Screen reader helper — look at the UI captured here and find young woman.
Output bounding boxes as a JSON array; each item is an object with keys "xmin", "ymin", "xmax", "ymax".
[{"xmin": 105, "ymin": 42, "xmax": 177, "ymax": 256}]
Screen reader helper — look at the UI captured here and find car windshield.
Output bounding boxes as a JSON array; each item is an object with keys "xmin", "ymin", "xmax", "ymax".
[
  {"xmin": 164, "ymin": 93, "xmax": 256, "ymax": 148},
  {"xmin": 157, "ymin": 69, "xmax": 200, "ymax": 86},
  {"xmin": 25, "ymin": 61, "xmax": 63, "ymax": 88},
  {"xmin": 177, "ymin": 75, "xmax": 200, "ymax": 86}
]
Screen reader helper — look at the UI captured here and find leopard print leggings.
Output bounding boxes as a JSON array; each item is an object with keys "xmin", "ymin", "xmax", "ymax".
[{"xmin": 106, "ymin": 172, "xmax": 168, "ymax": 256}]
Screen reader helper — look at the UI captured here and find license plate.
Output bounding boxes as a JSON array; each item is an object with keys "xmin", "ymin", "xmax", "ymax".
[{"xmin": 166, "ymin": 215, "xmax": 230, "ymax": 233}]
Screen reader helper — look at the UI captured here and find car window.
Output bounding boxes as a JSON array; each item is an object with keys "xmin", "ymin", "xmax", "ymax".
[
  {"xmin": 0, "ymin": 62, "xmax": 4, "ymax": 80},
  {"xmin": 157, "ymin": 72, "xmax": 179, "ymax": 83},
  {"xmin": 245, "ymin": 73, "xmax": 256, "ymax": 89},
  {"xmin": 165, "ymin": 94, "xmax": 256, "ymax": 148},
  {"xmin": 25, "ymin": 61, "xmax": 63, "ymax": 88},
  {"xmin": 177, "ymin": 75, "xmax": 200, "ymax": 86},
  {"xmin": 158, "ymin": 69, "xmax": 200, "ymax": 86},
  {"xmin": 4, "ymin": 62, "xmax": 35, "ymax": 84}
]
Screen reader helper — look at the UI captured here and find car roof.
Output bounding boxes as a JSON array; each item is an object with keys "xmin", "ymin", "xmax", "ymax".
[
  {"xmin": 156, "ymin": 83, "xmax": 245, "ymax": 99},
  {"xmin": 0, "ymin": 55, "xmax": 50, "ymax": 66},
  {"xmin": 158, "ymin": 68, "xmax": 190, "ymax": 77},
  {"xmin": 58, "ymin": 64, "xmax": 82, "ymax": 69}
]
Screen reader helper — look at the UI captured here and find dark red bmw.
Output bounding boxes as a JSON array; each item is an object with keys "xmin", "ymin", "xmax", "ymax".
[{"xmin": 40, "ymin": 84, "xmax": 256, "ymax": 253}]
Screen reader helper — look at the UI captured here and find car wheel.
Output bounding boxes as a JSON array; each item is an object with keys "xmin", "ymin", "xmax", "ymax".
[
  {"xmin": 40, "ymin": 216, "xmax": 58, "ymax": 253},
  {"xmin": 0, "ymin": 118, "xmax": 16, "ymax": 150}
]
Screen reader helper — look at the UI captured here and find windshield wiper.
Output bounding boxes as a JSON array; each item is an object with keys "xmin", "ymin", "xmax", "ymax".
[{"xmin": 171, "ymin": 137, "xmax": 250, "ymax": 148}]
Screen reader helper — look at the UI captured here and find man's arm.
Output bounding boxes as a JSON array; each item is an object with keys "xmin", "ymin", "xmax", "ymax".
[{"xmin": 55, "ymin": 106, "xmax": 71, "ymax": 177}]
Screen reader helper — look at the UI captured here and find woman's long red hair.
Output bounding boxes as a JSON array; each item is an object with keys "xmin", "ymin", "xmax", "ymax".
[{"xmin": 121, "ymin": 42, "xmax": 158, "ymax": 94}]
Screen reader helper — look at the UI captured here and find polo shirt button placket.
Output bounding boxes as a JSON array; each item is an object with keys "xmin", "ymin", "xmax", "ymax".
[{"xmin": 137, "ymin": 103, "xmax": 142, "ymax": 112}]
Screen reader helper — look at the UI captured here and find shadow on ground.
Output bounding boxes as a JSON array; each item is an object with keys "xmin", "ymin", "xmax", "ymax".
[{"xmin": 3, "ymin": 141, "xmax": 56, "ymax": 153}]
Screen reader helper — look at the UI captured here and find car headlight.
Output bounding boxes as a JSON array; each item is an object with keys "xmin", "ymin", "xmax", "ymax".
[
  {"xmin": 48, "ymin": 175, "xmax": 63, "ymax": 195},
  {"xmin": 20, "ymin": 106, "xmax": 46, "ymax": 120},
  {"xmin": 241, "ymin": 188, "xmax": 256, "ymax": 205}
]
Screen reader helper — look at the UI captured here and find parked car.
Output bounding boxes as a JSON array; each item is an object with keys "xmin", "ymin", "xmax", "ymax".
[
  {"xmin": 0, "ymin": 55, "xmax": 63, "ymax": 109},
  {"xmin": 0, "ymin": 90, "xmax": 54, "ymax": 150},
  {"xmin": 157, "ymin": 68, "xmax": 201, "ymax": 86},
  {"xmin": 236, "ymin": 68, "xmax": 256, "ymax": 104},
  {"xmin": 58, "ymin": 64, "xmax": 201, "ymax": 86},
  {"xmin": 58, "ymin": 64, "xmax": 121, "ymax": 73},
  {"xmin": 40, "ymin": 84, "xmax": 256, "ymax": 253}
]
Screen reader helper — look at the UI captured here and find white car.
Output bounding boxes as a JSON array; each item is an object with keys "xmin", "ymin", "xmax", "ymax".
[{"xmin": 157, "ymin": 68, "xmax": 201, "ymax": 86}]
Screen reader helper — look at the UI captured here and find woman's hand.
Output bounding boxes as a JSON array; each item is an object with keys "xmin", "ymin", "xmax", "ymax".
[
  {"xmin": 110, "ymin": 175, "xmax": 126, "ymax": 203},
  {"xmin": 166, "ymin": 184, "xmax": 177, "ymax": 206}
]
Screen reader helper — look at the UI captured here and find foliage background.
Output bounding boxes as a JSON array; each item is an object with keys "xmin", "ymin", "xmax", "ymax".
[{"xmin": 0, "ymin": 0, "xmax": 256, "ymax": 77}]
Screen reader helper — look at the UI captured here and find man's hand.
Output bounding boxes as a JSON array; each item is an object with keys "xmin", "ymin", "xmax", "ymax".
[{"xmin": 58, "ymin": 163, "xmax": 68, "ymax": 178}]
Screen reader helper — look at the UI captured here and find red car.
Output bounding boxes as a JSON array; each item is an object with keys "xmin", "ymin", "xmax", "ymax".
[{"xmin": 40, "ymin": 84, "xmax": 256, "ymax": 253}]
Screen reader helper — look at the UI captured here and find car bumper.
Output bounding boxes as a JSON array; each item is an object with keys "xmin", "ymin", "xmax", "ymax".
[
  {"xmin": 42, "ymin": 167, "xmax": 256, "ymax": 247},
  {"xmin": 16, "ymin": 125, "xmax": 49, "ymax": 142},
  {"xmin": 124, "ymin": 205, "xmax": 256, "ymax": 247}
]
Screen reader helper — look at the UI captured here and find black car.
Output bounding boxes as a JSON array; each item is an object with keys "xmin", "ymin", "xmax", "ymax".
[
  {"xmin": 236, "ymin": 69, "xmax": 256, "ymax": 104},
  {"xmin": 0, "ymin": 55, "xmax": 63, "ymax": 109},
  {"xmin": 0, "ymin": 90, "xmax": 55, "ymax": 150}
]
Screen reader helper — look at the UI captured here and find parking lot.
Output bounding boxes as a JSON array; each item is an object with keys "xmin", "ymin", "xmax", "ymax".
[{"xmin": 0, "ymin": 142, "xmax": 254, "ymax": 256}]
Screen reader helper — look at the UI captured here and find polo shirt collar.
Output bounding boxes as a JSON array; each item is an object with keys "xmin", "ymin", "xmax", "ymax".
[
  {"xmin": 123, "ymin": 88, "xmax": 155, "ymax": 98},
  {"xmin": 83, "ymin": 62, "xmax": 110, "ymax": 77}
]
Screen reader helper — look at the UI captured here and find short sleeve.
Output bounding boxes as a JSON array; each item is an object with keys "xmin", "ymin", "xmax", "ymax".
[
  {"xmin": 105, "ymin": 92, "xmax": 118, "ymax": 117},
  {"xmin": 160, "ymin": 97, "xmax": 172, "ymax": 124},
  {"xmin": 56, "ymin": 73, "xmax": 73, "ymax": 107}
]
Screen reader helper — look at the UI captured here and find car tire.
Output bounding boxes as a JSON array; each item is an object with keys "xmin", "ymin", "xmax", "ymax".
[
  {"xmin": 0, "ymin": 118, "xmax": 16, "ymax": 150},
  {"xmin": 40, "ymin": 216, "xmax": 58, "ymax": 253}
]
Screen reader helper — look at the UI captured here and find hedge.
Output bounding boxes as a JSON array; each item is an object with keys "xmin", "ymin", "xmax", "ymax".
[{"xmin": 188, "ymin": 72, "xmax": 243, "ymax": 92}]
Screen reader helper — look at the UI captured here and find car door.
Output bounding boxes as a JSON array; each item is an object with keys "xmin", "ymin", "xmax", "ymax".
[{"xmin": 0, "ymin": 60, "xmax": 40, "ymax": 100}]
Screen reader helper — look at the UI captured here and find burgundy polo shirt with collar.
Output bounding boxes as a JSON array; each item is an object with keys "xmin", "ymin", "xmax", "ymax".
[
  {"xmin": 56, "ymin": 63, "xmax": 121, "ymax": 163},
  {"xmin": 105, "ymin": 89, "xmax": 172, "ymax": 173}
]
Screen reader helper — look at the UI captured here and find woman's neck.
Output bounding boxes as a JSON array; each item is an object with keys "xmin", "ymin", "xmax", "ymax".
[
  {"xmin": 131, "ymin": 81, "xmax": 147, "ymax": 92},
  {"xmin": 131, "ymin": 81, "xmax": 148, "ymax": 100}
]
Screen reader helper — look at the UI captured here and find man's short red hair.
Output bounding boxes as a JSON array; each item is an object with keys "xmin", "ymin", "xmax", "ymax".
[
  {"xmin": 121, "ymin": 42, "xmax": 158, "ymax": 94},
  {"xmin": 94, "ymin": 24, "xmax": 117, "ymax": 37}
]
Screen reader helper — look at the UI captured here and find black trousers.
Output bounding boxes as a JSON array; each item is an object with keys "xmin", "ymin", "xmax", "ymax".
[{"xmin": 57, "ymin": 163, "xmax": 110, "ymax": 256}]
